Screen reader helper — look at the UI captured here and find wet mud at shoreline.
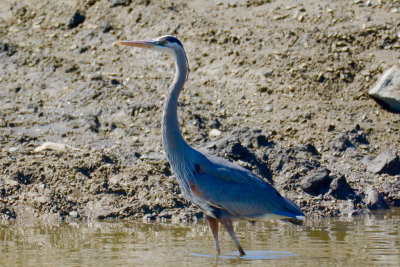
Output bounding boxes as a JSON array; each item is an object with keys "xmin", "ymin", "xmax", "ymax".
[{"xmin": 1, "ymin": 0, "xmax": 400, "ymax": 223}]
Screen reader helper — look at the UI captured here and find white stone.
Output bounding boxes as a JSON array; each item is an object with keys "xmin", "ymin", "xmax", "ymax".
[
  {"xmin": 34, "ymin": 142, "xmax": 67, "ymax": 152},
  {"xmin": 208, "ymin": 129, "xmax": 221, "ymax": 137},
  {"xmin": 369, "ymin": 64, "xmax": 400, "ymax": 112},
  {"xmin": 265, "ymin": 105, "xmax": 273, "ymax": 112}
]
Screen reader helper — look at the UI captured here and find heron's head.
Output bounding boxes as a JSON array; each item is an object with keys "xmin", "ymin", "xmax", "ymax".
[{"xmin": 118, "ymin": 35, "xmax": 184, "ymax": 55}]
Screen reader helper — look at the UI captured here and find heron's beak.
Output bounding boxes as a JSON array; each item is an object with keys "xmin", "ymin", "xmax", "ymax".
[{"xmin": 117, "ymin": 40, "xmax": 154, "ymax": 48}]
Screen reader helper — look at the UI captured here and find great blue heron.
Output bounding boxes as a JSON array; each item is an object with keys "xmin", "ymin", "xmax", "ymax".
[{"xmin": 118, "ymin": 36, "xmax": 304, "ymax": 257}]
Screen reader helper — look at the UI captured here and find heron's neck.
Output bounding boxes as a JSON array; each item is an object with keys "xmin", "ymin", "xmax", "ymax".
[{"xmin": 162, "ymin": 49, "xmax": 190, "ymax": 158}]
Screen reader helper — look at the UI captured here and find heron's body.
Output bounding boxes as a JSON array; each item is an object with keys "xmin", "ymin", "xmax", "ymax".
[{"xmin": 119, "ymin": 36, "xmax": 304, "ymax": 256}]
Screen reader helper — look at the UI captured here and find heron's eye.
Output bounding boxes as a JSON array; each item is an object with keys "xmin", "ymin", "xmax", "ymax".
[{"xmin": 162, "ymin": 40, "xmax": 167, "ymax": 45}]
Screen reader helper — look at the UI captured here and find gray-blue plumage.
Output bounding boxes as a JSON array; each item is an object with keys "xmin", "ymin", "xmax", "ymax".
[
  {"xmin": 169, "ymin": 145, "xmax": 304, "ymax": 221},
  {"xmin": 118, "ymin": 35, "xmax": 304, "ymax": 256}
]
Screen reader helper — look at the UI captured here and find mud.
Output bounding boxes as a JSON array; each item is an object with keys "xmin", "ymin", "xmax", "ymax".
[{"xmin": 1, "ymin": 0, "xmax": 399, "ymax": 222}]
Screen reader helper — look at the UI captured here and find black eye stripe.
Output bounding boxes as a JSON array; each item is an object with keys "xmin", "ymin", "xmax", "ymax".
[{"xmin": 164, "ymin": 36, "xmax": 183, "ymax": 47}]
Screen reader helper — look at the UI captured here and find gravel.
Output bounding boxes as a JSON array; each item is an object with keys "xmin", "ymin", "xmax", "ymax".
[{"xmin": 0, "ymin": 0, "xmax": 399, "ymax": 222}]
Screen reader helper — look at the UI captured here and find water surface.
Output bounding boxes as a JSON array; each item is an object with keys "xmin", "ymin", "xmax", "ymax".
[{"xmin": 1, "ymin": 209, "xmax": 399, "ymax": 266}]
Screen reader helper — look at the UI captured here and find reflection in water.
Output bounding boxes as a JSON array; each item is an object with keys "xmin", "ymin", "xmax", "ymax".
[
  {"xmin": 190, "ymin": 250, "xmax": 298, "ymax": 260},
  {"xmin": 0, "ymin": 209, "xmax": 399, "ymax": 266}
]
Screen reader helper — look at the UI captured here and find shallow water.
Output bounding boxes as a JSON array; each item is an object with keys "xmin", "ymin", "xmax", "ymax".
[{"xmin": 1, "ymin": 209, "xmax": 399, "ymax": 266}]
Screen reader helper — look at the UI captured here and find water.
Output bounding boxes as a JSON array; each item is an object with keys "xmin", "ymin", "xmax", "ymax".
[{"xmin": 1, "ymin": 209, "xmax": 399, "ymax": 266}]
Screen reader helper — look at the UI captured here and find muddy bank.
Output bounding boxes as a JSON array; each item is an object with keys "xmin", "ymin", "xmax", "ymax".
[{"xmin": 1, "ymin": 0, "xmax": 399, "ymax": 222}]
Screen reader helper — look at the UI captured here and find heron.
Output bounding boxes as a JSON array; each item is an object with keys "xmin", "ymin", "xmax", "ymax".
[{"xmin": 118, "ymin": 36, "xmax": 304, "ymax": 257}]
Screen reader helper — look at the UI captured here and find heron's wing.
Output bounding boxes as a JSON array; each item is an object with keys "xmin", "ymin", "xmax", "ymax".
[{"xmin": 191, "ymin": 155, "xmax": 303, "ymax": 219}]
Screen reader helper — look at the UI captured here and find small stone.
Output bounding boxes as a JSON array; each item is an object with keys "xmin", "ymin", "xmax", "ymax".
[
  {"xmin": 90, "ymin": 73, "xmax": 103, "ymax": 81},
  {"xmin": 102, "ymin": 22, "xmax": 112, "ymax": 33},
  {"xmin": 110, "ymin": 0, "xmax": 131, "ymax": 7},
  {"xmin": 329, "ymin": 175, "xmax": 355, "ymax": 200},
  {"xmin": 327, "ymin": 124, "xmax": 335, "ymax": 132},
  {"xmin": 366, "ymin": 187, "xmax": 387, "ymax": 210},
  {"xmin": 366, "ymin": 149, "xmax": 400, "ymax": 175},
  {"xmin": 369, "ymin": 64, "xmax": 400, "ymax": 112},
  {"xmin": 209, "ymin": 129, "xmax": 221, "ymax": 137},
  {"xmin": 9, "ymin": 147, "xmax": 19, "ymax": 152},
  {"xmin": 263, "ymin": 70, "xmax": 273, "ymax": 77},
  {"xmin": 300, "ymin": 168, "xmax": 332, "ymax": 195},
  {"xmin": 265, "ymin": 105, "xmax": 273, "ymax": 112},
  {"xmin": 67, "ymin": 10, "xmax": 85, "ymax": 29},
  {"xmin": 255, "ymin": 134, "xmax": 270, "ymax": 147},
  {"xmin": 34, "ymin": 142, "xmax": 67, "ymax": 152},
  {"xmin": 0, "ymin": 41, "xmax": 17, "ymax": 56},
  {"xmin": 69, "ymin": 211, "xmax": 79, "ymax": 218}
]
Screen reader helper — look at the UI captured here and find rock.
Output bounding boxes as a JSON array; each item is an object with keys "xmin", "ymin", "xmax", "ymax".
[
  {"xmin": 34, "ymin": 142, "xmax": 67, "ymax": 152},
  {"xmin": 365, "ymin": 187, "xmax": 387, "ymax": 210},
  {"xmin": 229, "ymin": 141, "xmax": 249, "ymax": 159},
  {"xmin": 265, "ymin": 105, "xmax": 273, "ymax": 112},
  {"xmin": 326, "ymin": 126, "xmax": 369, "ymax": 152},
  {"xmin": 263, "ymin": 70, "xmax": 273, "ymax": 77},
  {"xmin": 369, "ymin": 65, "xmax": 400, "ymax": 112},
  {"xmin": 300, "ymin": 168, "xmax": 332, "ymax": 195},
  {"xmin": 69, "ymin": 211, "xmax": 79, "ymax": 218},
  {"xmin": 102, "ymin": 22, "xmax": 112, "ymax": 33},
  {"xmin": 0, "ymin": 203, "xmax": 16, "ymax": 220},
  {"xmin": 67, "ymin": 10, "xmax": 85, "ymax": 29},
  {"xmin": 255, "ymin": 134, "xmax": 271, "ymax": 147},
  {"xmin": 337, "ymin": 200, "xmax": 362, "ymax": 216},
  {"xmin": 0, "ymin": 41, "xmax": 17, "ymax": 56},
  {"xmin": 296, "ymin": 143, "xmax": 319, "ymax": 156},
  {"xmin": 110, "ymin": 0, "xmax": 131, "ymax": 7},
  {"xmin": 9, "ymin": 146, "xmax": 19, "ymax": 152},
  {"xmin": 366, "ymin": 149, "xmax": 400, "ymax": 175},
  {"xmin": 209, "ymin": 129, "xmax": 221, "ymax": 137},
  {"xmin": 328, "ymin": 133, "xmax": 354, "ymax": 152},
  {"xmin": 328, "ymin": 175, "xmax": 355, "ymax": 200}
]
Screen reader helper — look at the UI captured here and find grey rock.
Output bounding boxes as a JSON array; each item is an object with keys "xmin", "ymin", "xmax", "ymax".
[
  {"xmin": 366, "ymin": 149, "xmax": 400, "ymax": 175},
  {"xmin": 69, "ymin": 211, "xmax": 79, "ymax": 218},
  {"xmin": 338, "ymin": 200, "xmax": 362, "ymax": 216},
  {"xmin": 326, "ymin": 125, "xmax": 369, "ymax": 152},
  {"xmin": 328, "ymin": 175, "xmax": 355, "ymax": 200},
  {"xmin": 366, "ymin": 187, "xmax": 387, "ymax": 210},
  {"xmin": 263, "ymin": 70, "xmax": 274, "ymax": 77},
  {"xmin": 67, "ymin": 10, "xmax": 85, "ymax": 29},
  {"xmin": 300, "ymin": 168, "xmax": 332, "ymax": 195},
  {"xmin": 296, "ymin": 143, "xmax": 319, "ymax": 156},
  {"xmin": 0, "ymin": 41, "xmax": 17, "ymax": 56},
  {"xmin": 369, "ymin": 65, "xmax": 400, "ymax": 112},
  {"xmin": 102, "ymin": 22, "xmax": 112, "ymax": 33},
  {"xmin": 110, "ymin": 0, "xmax": 131, "ymax": 7}
]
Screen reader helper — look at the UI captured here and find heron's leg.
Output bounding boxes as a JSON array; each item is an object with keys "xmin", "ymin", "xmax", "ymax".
[
  {"xmin": 206, "ymin": 216, "xmax": 221, "ymax": 255},
  {"xmin": 220, "ymin": 219, "xmax": 246, "ymax": 257}
]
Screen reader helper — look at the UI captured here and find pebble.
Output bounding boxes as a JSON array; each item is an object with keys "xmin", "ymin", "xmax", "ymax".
[
  {"xmin": 69, "ymin": 211, "xmax": 79, "ymax": 218},
  {"xmin": 9, "ymin": 147, "xmax": 19, "ymax": 152},
  {"xmin": 209, "ymin": 129, "xmax": 222, "ymax": 137},
  {"xmin": 329, "ymin": 175, "xmax": 355, "ymax": 200},
  {"xmin": 300, "ymin": 168, "xmax": 332, "ymax": 195},
  {"xmin": 34, "ymin": 142, "xmax": 67, "ymax": 152},
  {"xmin": 263, "ymin": 70, "xmax": 274, "ymax": 77},
  {"xmin": 265, "ymin": 105, "xmax": 273, "ymax": 112},
  {"xmin": 366, "ymin": 187, "xmax": 387, "ymax": 210},
  {"xmin": 67, "ymin": 10, "xmax": 85, "ymax": 29},
  {"xmin": 110, "ymin": 0, "xmax": 131, "ymax": 7}
]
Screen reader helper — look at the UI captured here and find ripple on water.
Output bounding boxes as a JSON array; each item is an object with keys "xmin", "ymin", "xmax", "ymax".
[{"xmin": 190, "ymin": 250, "xmax": 298, "ymax": 260}]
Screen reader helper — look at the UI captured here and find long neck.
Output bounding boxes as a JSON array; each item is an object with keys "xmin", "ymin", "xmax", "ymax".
[{"xmin": 162, "ymin": 49, "xmax": 190, "ymax": 158}]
